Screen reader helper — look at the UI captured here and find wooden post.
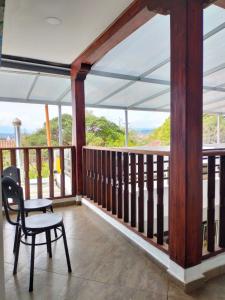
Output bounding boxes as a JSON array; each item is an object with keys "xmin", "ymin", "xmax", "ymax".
[
  {"xmin": 169, "ymin": 0, "xmax": 203, "ymax": 268},
  {"xmin": 45, "ymin": 104, "xmax": 51, "ymax": 147},
  {"xmin": 71, "ymin": 63, "xmax": 91, "ymax": 202}
]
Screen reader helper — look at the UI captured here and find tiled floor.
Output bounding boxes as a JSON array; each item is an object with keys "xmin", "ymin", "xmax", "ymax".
[{"xmin": 3, "ymin": 205, "xmax": 225, "ymax": 299}]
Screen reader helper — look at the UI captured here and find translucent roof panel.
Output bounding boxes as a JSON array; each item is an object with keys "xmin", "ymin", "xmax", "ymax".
[
  {"xmin": 85, "ymin": 75, "xmax": 129, "ymax": 105},
  {"xmin": 146, "ymin": 63, "xmax": 170, "ymax": 81},
  {"xmin": 136, "ymin": 92, "xmax": 170, "ymax": 110},
  {"xmin": 30, "ymin": 75, "xmax": 70, "ymax": 102},
  {"xmin": 93, "ymin": 15, "xmax": 170, "ymax": 76},
  {"xmin": 203, "ymin": 90, "xmax": 225, "ymax": 105},
  {"xmin": 204, "ymin": 29, "xmax": 225, "ymax": 73},
  {"xmin": 204, "ymin": 68, "xmax": 225, "ymax": 87},
  {"xmin": 102, "ymin": 82, "xmax": 167, "ymax": 108},
  {"xmin": 204, "ymin": 5, "xmax": 225, "ymax": 35},
  {"xmin": 0, "ymin": 71, "xmax": 36, "ymax": 99},
  {"xmin": 61, "ymin": 91, "xmax": 71, "ymax": 103},
  {"xmin": 204, "ymin": 99, "xmax": 225, "ymax": 112}
]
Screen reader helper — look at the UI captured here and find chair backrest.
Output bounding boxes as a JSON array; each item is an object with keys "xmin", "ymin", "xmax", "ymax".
[
  {"xmin": 3, "ymin": 166, "xmax": 21, "ymax": 186},
  {"xmin": 1, "ymin": 176, "xmax": 25, "ymax": 230}
]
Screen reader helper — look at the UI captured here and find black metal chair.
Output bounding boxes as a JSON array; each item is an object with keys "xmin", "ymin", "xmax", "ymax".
[
  {"xmin": 2, "ymin": 166, "xmax": 57, "ymax": 253},
  {"xmin": 2, "ymin": 176, "xmax": 72, "ymax": 292}
]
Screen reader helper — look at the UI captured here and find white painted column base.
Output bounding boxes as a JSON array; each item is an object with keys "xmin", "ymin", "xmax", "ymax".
[
  {"xmin": 82, "ymin": 197, "xmax": 225, "ymax": 291},
  {"xmin": 75, "ymin": 195, "xmax": 82, "ymax": 205}
]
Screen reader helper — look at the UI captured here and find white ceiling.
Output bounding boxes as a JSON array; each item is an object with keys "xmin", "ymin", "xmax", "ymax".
[{"xmin": 2, "ymin": 0, "xmax": 133, "ymax": 64}]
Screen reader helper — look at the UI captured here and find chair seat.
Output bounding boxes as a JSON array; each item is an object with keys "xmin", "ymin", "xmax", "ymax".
[
  {"xmin": 25, "ymin": 213, "xmax": 62, "ymax": 230},
  {"xmin": 24, "ymin": 199, "xmax": 53, "ymax": 211}
]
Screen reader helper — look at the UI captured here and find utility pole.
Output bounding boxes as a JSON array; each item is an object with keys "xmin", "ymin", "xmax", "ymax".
[{"xmin": 124, "ymin": 109, "xmax": 129, "ymax": 147}]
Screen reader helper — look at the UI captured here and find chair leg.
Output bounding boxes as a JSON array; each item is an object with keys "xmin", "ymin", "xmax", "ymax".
[
  {"xmin": 13, "ymin": 225, "xmax": 18, "ymax": 254},
  {"xmin": 29, "ymin": 235, "xmax": 36, "ymax": 292},
  {"xmin": 45, "ymin": 231, "xmax": 49, "ymax": 254},
  {"xmin": 50, "ymin": 206, "xmax": 58, "ymax": 238},
  {"xmin": 13, "ymin": 213, "xmax": 20, "ymax": 254},
  {"xmin": 46, "ymin": 230, "xmax": 52, "ymax": 258},
  {"xmin": 61, "ymin": 223, "xmax": 72, "ymax": 273},
  {"xmin": 13, "ymin": 227, "xmax": 21, "ymax": 275}
]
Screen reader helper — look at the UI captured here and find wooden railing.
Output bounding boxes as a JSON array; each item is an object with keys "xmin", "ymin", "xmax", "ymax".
[
  {"xmin": 83, "ymin": 146, "xmax": 225, "ymax": 260},
  {"xmin": 0, "ymin": 146, "xmax": 76, "ymax": 200},
  {"xmin": 83, "ymin": 146, "xmax": 170, "ymax": 252},
  {"xmin": 202, "ymin": 149, "xmax": 225, "ymax": 259}
]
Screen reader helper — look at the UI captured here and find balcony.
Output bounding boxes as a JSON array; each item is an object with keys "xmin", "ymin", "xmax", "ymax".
[{"xmin": 1, "ymin": 0, "xmax": 225, "ymax": 298}]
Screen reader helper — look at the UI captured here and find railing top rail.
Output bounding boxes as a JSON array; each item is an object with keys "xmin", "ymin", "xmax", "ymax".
[
  {"xmin": 0, "ymin": 146, "xmax": 75, "ymax": 151},
  {"xmin": 84, "ymin": 146, "xmax": 225, "ymax": 157},
  {"xmin": 203, "ymin": 149, "xmax": 225, "ymax": 156},
  {"xmin": 83, "ymin": 146, "xmax": 170, "ymax": 156}
]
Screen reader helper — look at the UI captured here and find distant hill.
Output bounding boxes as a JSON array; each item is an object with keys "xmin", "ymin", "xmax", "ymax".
[
  {"xmin": 134, "ymin": 128, "xmax": 154, "ymax": 135},
  {"xmin": 0, "ymin": 133, "xmax": 14, "ymax": 139}
]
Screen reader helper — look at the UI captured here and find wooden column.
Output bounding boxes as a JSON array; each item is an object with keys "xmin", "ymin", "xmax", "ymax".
[
  {"xmin": 169, "ymin": 0, "xmax": 203, "ymax": 268},
  {"xmin": 71, "ymin": 64, "xmax": 91, "ymax": 199}
]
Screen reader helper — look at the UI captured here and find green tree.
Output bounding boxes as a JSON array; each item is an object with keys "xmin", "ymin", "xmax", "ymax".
[
  {"xmin": 147, "ymin": 114, "xmax": 225, "ymax": 146},
  {"xmin": 22, "ymin": 111, "xmax": 142, "ymax": 147},
  {"xmin": 22, "ymin": 113, "xmax": 72, "ymax": 146},
  {"xmin": 147, "ymin": 117, "xmax": 170, "ymax": 146}
]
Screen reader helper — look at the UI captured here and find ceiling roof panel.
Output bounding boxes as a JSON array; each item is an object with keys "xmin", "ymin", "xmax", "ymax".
[
  {"xmin": 30, "ymin": 75, "xmax": 70, "ymax": 101},
  {"xmin": 2, "ymin": 0, "xmax": 133, "ymax": 64}
]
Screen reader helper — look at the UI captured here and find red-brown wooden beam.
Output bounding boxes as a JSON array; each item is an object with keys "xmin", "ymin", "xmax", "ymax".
[
  {"xmin": 215, "ymin": 0, "xmax": 225, "ymax": 9},
  {"xmin": 169, "ymin": 0, "xmax": 203, "ymax": 268},
  {"xmin": 71, "ymin": 63, "xmax": 91, "ymax": 201}
]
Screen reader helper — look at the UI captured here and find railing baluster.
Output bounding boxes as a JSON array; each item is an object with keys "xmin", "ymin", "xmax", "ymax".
[
  {"xmin": 71, "ymin": 146, "xmax": 77, "ymax": 196},
  {"xmin": 82, "ymin": 148, "xmax": 86, "ymax": 196},
  {"xmin": 117, "ymin": 152, "xmax": 122, "ymax": 218},
  {"xmin": 130, "ymin": 153, "xmax": 136, "ymax": 227},
  {"xmin": 138, "ymin": 154, "xmax": 144, "ymax": 233},
  {"xmin": 88, "ymin": 149, "xmax": 92, "ymax": 199},
  {"xmin": 207, "ymin": 156, "xmax": 215, "ymax": 252},
  {"xmin": 147, "ymin": 155, "xmax": 154, "ymax": 238},
  {"xmin": 111, "ymin": 151, "xmax": 116, "ymax": 215},
  {"xmin": 87, "ymin": 149, "xmax": 91, "ymax": 199},
  {"xmin": 219, "ymin": 155, "xmax": 225, "ymax": 248},
  {"xmin": 123, "ymin": 152, "xmax": 129, "ymax": 223},
  {"xmin": 102, "ymin": 151, "xmax": 106, "ymax": 208},
  {"xmin": 24, "ymin": 148, "xmax": 30, "ymax": 200},
  {"xmin": 36, "ymin": 148, "xmax": 42, "ymax": 199},
  {"xmin": 94, "ymin": 150, "xmax": 98, "ymax": 203},
  {"xmin": 0, "ymin": 149, "xmax": 3, "ymax": 173},
  {"xmin": 97, "ymin": 150, "xmax": 102, "ymax": 205},
  {"xmin": 60, "ymin": 148, "xmax": 65, "ymax": 197},
  {"xmin": 106, "ymin": 151, "xmax": 112, "ymax": 211},
  {"xmin": 48, "ymin": 148, "xmax": 54, "ymax": 199},
  {"xmin": 90, "ymin": 150, "xmax": 94, "ymax": 200},
  {"xmin": 10, "ymin": 148, "xmax": 16, "ymax": 166},
  {"xmin": 157, "ymin": 155, "xmax": 164, "ymax": 245}
]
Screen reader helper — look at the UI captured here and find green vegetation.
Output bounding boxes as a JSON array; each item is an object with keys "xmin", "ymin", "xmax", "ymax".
[
  {"xmin": 22, "ymin": 113, "xmax": 72, "ymax": 146},
  {"xmin": 22, "ymin": 111, "xmax": 224, "ymax": 149},
  {"xmin": 147, "ymin": 114, "xmax": 225, "ymax": 145},
  {"xmin": 29, "ymin": 162, "xmax": 50, "ymax": 179},
  {"xmin": 148, "ymin": 117, "xmax": 170, "ymax": 146},
  {"xmin": 22, "ymin": 111, "xmax": 143, "ymax": 147}
]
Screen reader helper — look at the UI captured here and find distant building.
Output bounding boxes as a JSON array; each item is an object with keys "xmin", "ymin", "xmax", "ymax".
[{"xmin": 0, "ymin": 137, "xmax": 16, "ymax": 148}]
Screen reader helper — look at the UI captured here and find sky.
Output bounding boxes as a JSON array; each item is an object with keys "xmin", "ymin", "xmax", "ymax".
[{"xmin": 0, "ymin": 101, "xmax": 169, "ymax": 134}]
